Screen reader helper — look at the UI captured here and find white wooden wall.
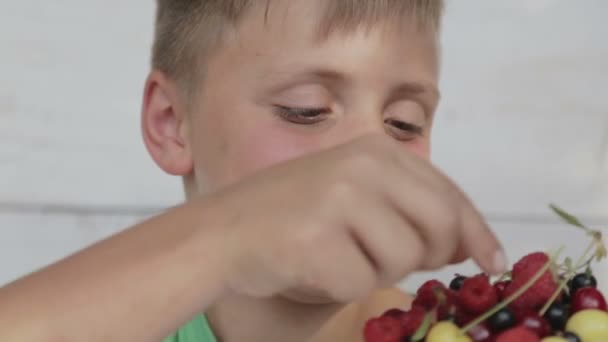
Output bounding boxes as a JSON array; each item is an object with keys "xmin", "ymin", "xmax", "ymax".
[{"xmin": 1, "ymin": 1, "xmax": 607, "ymax": 292}]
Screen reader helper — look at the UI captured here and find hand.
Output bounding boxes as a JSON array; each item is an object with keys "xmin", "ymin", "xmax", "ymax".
[{"xmin": 208, "ymin": 133, "xmax": 505, "ymax": 303}]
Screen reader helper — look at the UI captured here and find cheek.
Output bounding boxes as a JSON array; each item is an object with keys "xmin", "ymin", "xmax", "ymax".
[
  {"xmin": 405, "ymin": 139, "xmax": 431, "ymax": 160},
  {"xmin": 231, "ymin": 124, "xmax": 322, "ymax": 176}
]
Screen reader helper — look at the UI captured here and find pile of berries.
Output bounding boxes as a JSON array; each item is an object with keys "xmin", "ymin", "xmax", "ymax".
[{"xmin": 363, "ymin": 205, "xmax": 608, "ymax": 342}]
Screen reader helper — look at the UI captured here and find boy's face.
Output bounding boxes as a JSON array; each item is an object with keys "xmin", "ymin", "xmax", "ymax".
[{"xmin": 178, "ymin": 0, "xmax": 440, "ymax": 193}]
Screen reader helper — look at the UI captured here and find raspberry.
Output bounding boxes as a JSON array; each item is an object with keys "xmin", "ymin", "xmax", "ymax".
[
  {"xmin": 512, "ymin": 252, "xmax": 549, "ymax": 279},
  {"xmin": 399, "ymin": 306, "xmax": 426, "ymax": 337},
  {"xmin": 458, "ymin": 274, "xmax": 498, "ymax": 314},
  {"xmin": 412, "ymin": 279, "xmax": 446, "ymax": 310},
  {"xmin": 363, "ymin": 316, "xmax": 404, "ymax": 342},
  {"xmin": 495, "ymin": 326, "xmax": 540, "ymax": 342},
  {"xmin": 503, "ymin": 267, "xmax": 558, "ymax": 312},
  {"xmin": 381, "ymin": 309, "xmax": 406, "ymax": 318}
]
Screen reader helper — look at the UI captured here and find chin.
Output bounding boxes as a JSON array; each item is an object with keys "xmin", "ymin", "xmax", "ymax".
[{"xmin": 279, "ymin": 288, "xmax": 340, "ymax": 305}]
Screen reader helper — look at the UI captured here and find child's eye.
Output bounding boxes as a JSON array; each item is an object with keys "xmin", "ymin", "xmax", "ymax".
[
  {"xmin": 275, "ymin": 106, "xmax": 331, "ymax": 125},
  {"xmin": 384, "ymin": 118, "xmax": 424, "ymax": 141}
]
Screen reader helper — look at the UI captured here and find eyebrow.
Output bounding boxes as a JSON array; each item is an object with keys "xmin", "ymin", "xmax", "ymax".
[{"xmin": 262, "ymin": 67, "xmax": 441, "ymax": 106}]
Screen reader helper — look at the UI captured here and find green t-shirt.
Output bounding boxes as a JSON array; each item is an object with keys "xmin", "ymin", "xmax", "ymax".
[{"xmin": 163, "ymin": 315, "xmax": 217, "ymax": 342}]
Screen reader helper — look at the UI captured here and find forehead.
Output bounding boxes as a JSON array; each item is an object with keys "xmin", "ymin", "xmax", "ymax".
[
  {"xmin": 210, "ymin": 0, "xmax": 440, "ymax": 87},
  {"xmin": 243, "ymin": 0, "xmax": 439, "ymax": 42}
]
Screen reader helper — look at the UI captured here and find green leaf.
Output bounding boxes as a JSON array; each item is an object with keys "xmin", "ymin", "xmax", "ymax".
[
  {"xmin": 550, "ymin": 204, "xmax": 587, "ymax": 230},
  {"xmin": 411, "ymin": 311, "xmax": 434, "ymax": 341}
]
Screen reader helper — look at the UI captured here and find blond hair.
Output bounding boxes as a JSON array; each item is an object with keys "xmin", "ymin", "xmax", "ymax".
[{"xmin": 152, "ymin": 0, "xmax": 444, "ymax": 92}]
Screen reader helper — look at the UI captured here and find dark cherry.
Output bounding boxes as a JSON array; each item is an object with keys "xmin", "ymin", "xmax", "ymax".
[
  {"xmin": 489, "ymin": 307, "xmax": 516, "ymax": 332},
  {"xmin": 569, "ymin": 273, "xmax": 597, "ymax": 294},
  {"xmin": 519, "ymin": 313, "xmax": 551, "ymax": 338},
  {"xmin": 450, "ymin": 275, "xmax": 467, "ymax": 291},
  {"xmin": 572, "ymin": 287, "xmax": 608, "ymax": 313},
  {"xmin": 544, "ymin": 302, "xmax": 570, "ymax": 331},
  {"xmin": 561, "ymin": 290, "xmax": 572, "ymax": 305},
  {"xmin": 467, "ymin": 323, "xmax": 493, "ymax": 342},
  {"xmin": 563, "ymin": 331, "xmax": 582, "ymax": 342},
  {"xmin": 493, "ymin": 281, "xmax": 510, "ymax": 300}
]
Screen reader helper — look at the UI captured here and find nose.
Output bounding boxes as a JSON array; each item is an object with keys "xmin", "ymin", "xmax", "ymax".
[
  {"xmin": 327, "ymin": 109, "xmax": 431, "ymax": 159},
  {"xmin": 332, "ymin": 110, "xmax": 387, "ymax": 146}
]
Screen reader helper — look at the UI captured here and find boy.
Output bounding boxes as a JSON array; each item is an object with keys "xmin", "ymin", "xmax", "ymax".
[{"xmin": 0, "ymin": 0, "xmax": 507, "ymax": 341}]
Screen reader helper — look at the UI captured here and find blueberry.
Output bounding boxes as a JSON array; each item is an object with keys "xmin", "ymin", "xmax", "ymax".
[
  {"xmin": 449, "ymin": 275, "xmax": 467, "ymax": 291},
  {"xmin": 569, "ymin": 273, "xmax": 597, "ymax": 294},
  {"xmin": 489, "ymin": 307, "xmax": 516, "ymax": 332},
  {"xmin": 563, "ymin": 331, "xmax": 581, "ymax": 342},
  {"xmin": 544, "ymin": 302, "xmax": 570, "ymax": 331}
]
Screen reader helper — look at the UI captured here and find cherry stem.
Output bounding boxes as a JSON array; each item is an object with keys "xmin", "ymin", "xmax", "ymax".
[
  {"xmin": 460, "ymin": 247, "xmax": 564, "ymax": 334},
  {"xmin": 539, "ymin": 240, "xmax": 597, "ymax": 315}
]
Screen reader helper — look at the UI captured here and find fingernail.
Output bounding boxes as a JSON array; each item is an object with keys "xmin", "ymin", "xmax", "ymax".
[{"xmin": 493, "ymin": 250, "xmax": 508, "ymax": 274}]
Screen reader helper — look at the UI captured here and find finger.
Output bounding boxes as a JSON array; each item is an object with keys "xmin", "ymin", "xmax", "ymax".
[
  {"xmin": 345, "ymin": 194, "xmax": 426, "ymax": 287},
  {"xmin": 311, "ymin": 230, "xmax": 379, "ymax": 302},
  {"xmin": 457, "ymin": 198, "xmax": 507, "ymax": 275},
  {"xmin": 386, "ymin": 145, "xmax": 505, "ymax": 272},
  {"xmin": 377, "ymin": 164, "xmax": 461, "ymax": 270}
]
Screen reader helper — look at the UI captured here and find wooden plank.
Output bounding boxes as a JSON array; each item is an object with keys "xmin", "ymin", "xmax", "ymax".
[
  {"xmin": 0, "ymin": 212, "xmax": 141, "ymax": 285},
  {"xmin": 2, "ymin": 212, "xmax": 606, "ymax": 295},
  {"xmin": 0, "ymin": 1, "xmax": 606, "ymax": 217}
]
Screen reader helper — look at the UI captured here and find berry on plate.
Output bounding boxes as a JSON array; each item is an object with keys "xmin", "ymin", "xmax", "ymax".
[
  {"xmin": 565, "ymin": 309, "xmax": 608, "ymax": 342},
  {"xmin": 363, "ymin": 316, "xmax": 404, "ymax": 342},
  {"xmin": 489, "ymin": 307, "xmax": 516, "ymax": 332},
  {"xmin": 495, "ymin": 326, "xmax": 540, "ymax": 342},
  {"xmin": 519, "ymin": 313, "xmax": 551, "ymax": 338},
  {"xmin": 450, "ymin": 275, "xmax": 467, "ymax": 291},
  {"xmin": 543, "ymin": 302, "xmax": 569, "ymax": 331},
  {"xmin": 458, "ymin": 274, "xmax": 498, "ymax": 314},
  {"xmin": 412, "ymin": 279, "xmax": 446, "ymax": 311},
  {"xmin": 571, "ymin": 287, "xmax": 607, "ymax": 313},
  {"xmin": 426, "ymin": 321, "xmax": 472, "ymax": 342},
  {"xmin": 569, "ymin": 273, "xmax": 597, "ymax": 294}
]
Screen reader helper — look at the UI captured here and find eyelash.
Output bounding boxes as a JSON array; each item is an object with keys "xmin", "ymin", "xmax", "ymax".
[
  {"xmin": 276, "ymin": 106, "xmax": 330, "ymax": 125},
  {"xmin": 384, "ymin": 119, "xmax": 423, "ymax": 135},
  {"xmin": 275, "ymin": 107, "xmax": 424, "ymax": 139}
]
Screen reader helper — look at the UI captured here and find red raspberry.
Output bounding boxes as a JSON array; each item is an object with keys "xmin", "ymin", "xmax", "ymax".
[
  {"xmin": 458, "ymin": 274, "xmax": 498, "ymax": 314},
  {"xmin": 495, "ymin": 326, "xmax": 540, "ymax": 342},
  {"xmin": 412, "ymin": 279, "xmax": 446, "ymax": 310},
  {"xmin": 363, "ymin": 316, "xmax": 404, "ymax": 342},
  {"xmin": 381, "ymin": 308, "xmax": 406, "ymax": 318},
  {"xmin": 503, "ymin": 267, "xmax": 558, "ymax": 312},
  {"xmin": 399, "ymin": 306, "xmax": 426, "ymax": 337},
  {"xmin": 512, "ymin": 252, "xmax": 549, "ymax": 279}
]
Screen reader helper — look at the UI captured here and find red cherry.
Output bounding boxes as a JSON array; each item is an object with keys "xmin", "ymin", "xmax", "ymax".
[
  {"xmin": 363, "ymin": 316, "xmax": 404, "ymax": 342},
  {"xmin": 494, "ymin": 281, "xmax": 511, "ymax": 300},
  {"xmin": 572, "ymin": 287, "xmax": 608, "ymax": 313},
  {"xmin": 467, "ymin": 323, "xmax": 494, "ymax": 342},
  {"xmin": 437, "ymin": 289, "xmax": 459, "ymax": 321},
  {"xmin": 519, "ymin": 313, "xmax": 551, "ymax": 338}
]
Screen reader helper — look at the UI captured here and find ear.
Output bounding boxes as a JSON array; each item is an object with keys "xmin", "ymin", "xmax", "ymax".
[{"xmin": 141, "ymin": 71, "xmax": 193, "ymax": 176}]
